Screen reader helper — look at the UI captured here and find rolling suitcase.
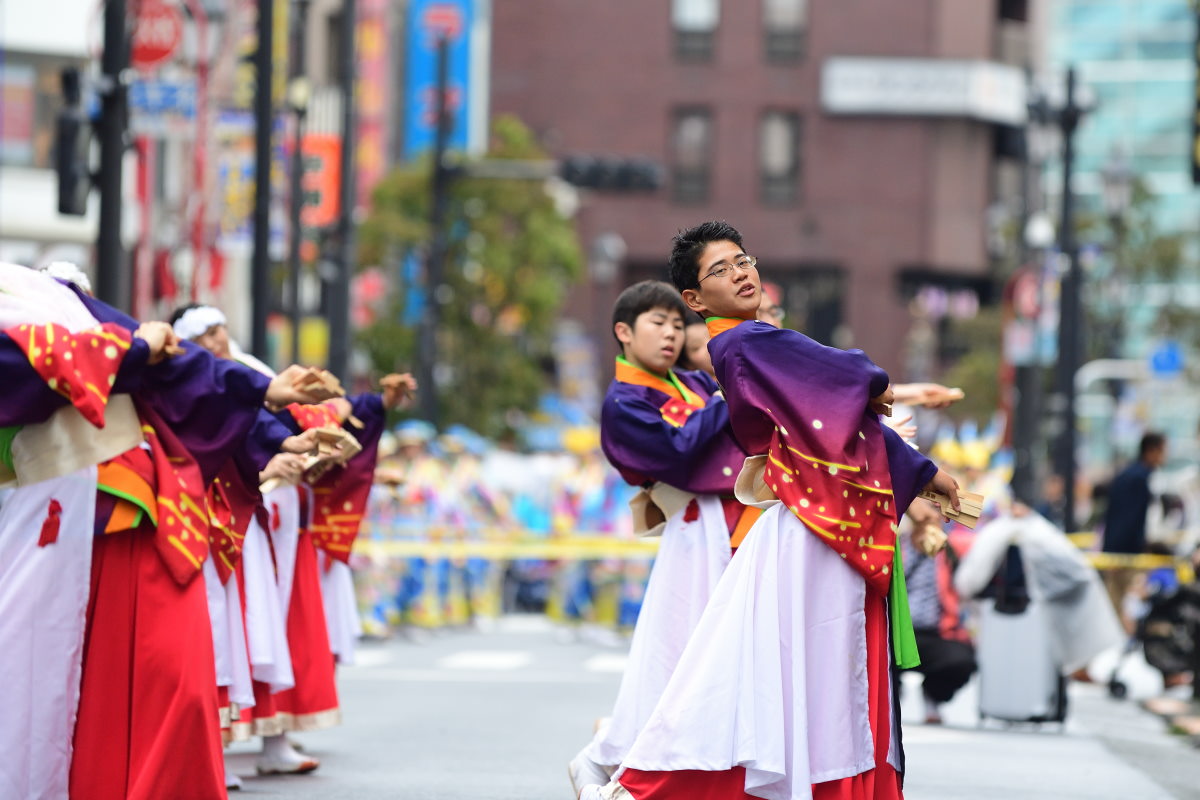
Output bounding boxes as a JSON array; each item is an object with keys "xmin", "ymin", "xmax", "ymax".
[{"xmin": 976, "ymin": 546, "xmax": 1067, "ymax": 725}]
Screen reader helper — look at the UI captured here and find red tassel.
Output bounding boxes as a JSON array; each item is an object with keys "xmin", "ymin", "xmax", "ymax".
[
  {"xmin": 683, "ymin": 499, "xmax": 700, "ymax": 523},
  {"xmin": 270, "ymin": 502, "xmax": 282, "ymax": 531},
  {"xmin": 38, "ymin": 499, "xmax": 63, "ymax": 547}
]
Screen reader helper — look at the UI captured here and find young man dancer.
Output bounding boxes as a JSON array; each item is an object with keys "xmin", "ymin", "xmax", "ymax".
[
  {"xmin": 583, "ymin": 223, "xmax": 960, "ymax": 800},
  {"xmin": 568, "ymin": 280, "xmax": 756, "ymax": 795}
]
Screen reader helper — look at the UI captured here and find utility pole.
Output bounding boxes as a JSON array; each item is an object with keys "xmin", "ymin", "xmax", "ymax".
[
  {"xmin": 287, "ymin": 0, "xmax": 311, "ymax": 363},
  {"xmin": 96, "ymin": 0, "xmax": 130, "ymax": 309},
  {"xmin": 251, "ymin": 0, "xmax": 274, "ymax": 358},
  {"xmin": 328, "ymin": 0, "xmax": 356, "ymax": 380},
  {"xmin": 1055, "ymin": 67, "xmax": 1085, "ymax": 532},
  {"xmin": 417, "ymin": 36, "xmax": 451, "ymax": 426}
]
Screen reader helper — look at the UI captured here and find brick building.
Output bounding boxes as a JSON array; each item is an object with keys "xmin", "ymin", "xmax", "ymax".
[{"xmin": 490, "ymin": 0, "xmax": 1032, "ymax": 387}]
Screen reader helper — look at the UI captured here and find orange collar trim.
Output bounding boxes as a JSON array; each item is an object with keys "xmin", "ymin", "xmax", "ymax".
[
  {"xmin": 705, "ymin": 316, "xmax": 747, "ymax": 339},
  {"xmin": 614, "ymin": 357, "xmax": 701, "ymax": 407}
]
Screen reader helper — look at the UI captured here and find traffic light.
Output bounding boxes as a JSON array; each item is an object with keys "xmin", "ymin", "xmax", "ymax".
[
  {"xmin": 55, "ymin": 67, "xmax": 91, "ymax": 216},
  {"xmin": 559, "ymin": 155, "xmax": 663, "ymax": 193}
]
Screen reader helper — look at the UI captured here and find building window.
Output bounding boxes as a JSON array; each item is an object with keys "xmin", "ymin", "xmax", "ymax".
[
  {"xmin": 998, "ymin": 0, "xmax": 1028, "ymax": 23},
  {"xmin": 672, "ymin": 109, "xmax": 712, "ymax": 204},
  {"xmin": 774, "ymin": 267, "xmax": 843, "ymax": 344},
  {"xmin": 326, "ymin": 11, "xmax": 345, "ymax": 85},
  {"xmin": 759, "ymin": 111, "xmax": 800, "ymax": 205},
  {"xmin": 763, "ymin": 0, "xmax": 807, "ymax": 62},
  {"xmin": 0, "ymin": 55, "xmax": 84, "ymax": 169},
  {"xmin": 672, "ymin": 0, "xmax": 719, "ymax": 61}
]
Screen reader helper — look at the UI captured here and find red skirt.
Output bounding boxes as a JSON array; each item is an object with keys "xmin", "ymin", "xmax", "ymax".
[
  {"xmin": 620, "ymin": 591, "xmax": 901, "ymax": 800},
  {"xmin": 273, "ymin": 531, "xmax": 341, "ymax": 729},
  {"xmin": 71, "ymin": 529, "xmax": 225, "ymax": 800}
]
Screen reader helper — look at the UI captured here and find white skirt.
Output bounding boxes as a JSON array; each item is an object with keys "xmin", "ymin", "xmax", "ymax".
[
  {"xmin": 241, "ymin": 504, "xmax": 294, "ymax": 693},
  {"xmin": 318, "ymin": 550, "xmax": 362, "ymax": 665},
  {"xmin": 618, "ymin": 503, "xmax": 894, "ymax": 800},
  {"xmin": 203, "ymin": 557, "xmax": 255, "ymax": 708},
  {"xmin": 0, "ymin": 468, "xmax": 96, "ymax": 800},
  {"xmin": 264, "ymin": 486, "xmax": 302, "ymax": 614},
  {"xmin": 586, "ymin": 495, "xmax": 733, "ymax": 768}
]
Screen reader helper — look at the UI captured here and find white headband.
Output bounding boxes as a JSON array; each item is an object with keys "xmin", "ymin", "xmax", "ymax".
[
  {"xmin": 39, "ymin": 261, "xmax": 93, "ymax": 294},
  {"xmin": 173, "ymin": 306, "xmax": 227, "ymax": 341}
]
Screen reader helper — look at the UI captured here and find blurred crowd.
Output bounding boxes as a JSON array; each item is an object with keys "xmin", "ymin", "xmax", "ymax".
[
  {"xmin": 355, "ymin": 420, "xmax": 652, "ymax": 636},
  {"xmin": 350, "ymin": 407, "xmax": 1200, "ymax": 718}
]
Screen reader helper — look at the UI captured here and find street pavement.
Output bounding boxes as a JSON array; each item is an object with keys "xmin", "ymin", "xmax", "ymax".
[{"xmin": 227, "ymin": 615, "xmax": 1200, "ymax": 799}]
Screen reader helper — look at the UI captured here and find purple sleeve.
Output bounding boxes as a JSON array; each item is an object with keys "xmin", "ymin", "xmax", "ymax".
[
  {"xmin": 0, "ymin": 332, "xmax": 150, "ymax": 427},
  {"xmin": 882, "ymin": 425, "xmax": 938, "ymax": 515},
  {"xmin": 849, "ymin": 348, "xmax": 891, "ymax": 398},
  {"xmin": 349, "ymin": 393, "xmax": 387, "ymax": 452},
  {"xmin": 136, "ymin": 343, "xmax": 273, "ymax": 483},
  {"xmin": 0, "ymin": 339, "xmax": 66, "ymax": 425},
  {"xmin": 712, "ymin": 324, "xmax": 889, "ymax": 456},
  {"xmin": 599, "ymin": 384, "xmax": 733, "ymax": 491},
  {"xmin": 271, "ymin": 409, "xmax": 302, "ymax": 435},
  {"xmin": 72, "ymin": 286, "xmax": 276, "ymax": 482},
  {"xmin": 112, "ymin": 339, "xmax": 151, "ymax": 393},
  {"xmin": 244, "ymin": 410, "xmax": 293, "ymax": 472}
]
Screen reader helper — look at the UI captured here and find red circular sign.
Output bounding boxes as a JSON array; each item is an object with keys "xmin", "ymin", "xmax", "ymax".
[
  {"xmin": 132, "ymin": 0, "xmax": 183, "ymax": 70},
  {"xmin": 1012, "ymin": 270, "xmax": 1040, "ymax": 319}
]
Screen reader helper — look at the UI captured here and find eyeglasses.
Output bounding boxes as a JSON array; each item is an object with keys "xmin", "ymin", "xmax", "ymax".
[{"xmin": 699, "ymin": 255, "xmax": 757, "ymax": 283}]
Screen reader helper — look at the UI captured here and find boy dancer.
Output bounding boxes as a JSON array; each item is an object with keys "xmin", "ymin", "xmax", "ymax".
[
  {"xmin": 585, "ymin": 223, "xmax": 960, "ymax": 800},
  {"xmin": 569, "ymin": 281, "xmax": 755, "ymax": 794}
]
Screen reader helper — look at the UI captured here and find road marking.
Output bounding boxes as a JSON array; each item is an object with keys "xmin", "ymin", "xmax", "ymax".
[
  {"xmin": 584, "ymin": 654, "xmax": 628, "ymax": 673},
  {"xmin": 437, "ymin": 650, "xmax": 533, "ymax": 670},
  {"xmin": 341, "ymin": 668, "xmax": 613, "ymax": 684},
  {"xmin": 351, "ymin": 648, "xmax": 394, "ymax": 668},
  {"xmin": 494, "ymin": 615, "xmax": 556, "ymax": 634}
]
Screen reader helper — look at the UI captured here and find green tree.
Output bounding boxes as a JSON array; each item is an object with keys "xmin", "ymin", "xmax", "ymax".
[
  {"xmin": 357, "ymin": 115, "xmax": 584, "ymax": 436},
  {"xmin": 1079, "ymin": 178, "xmax": 1192, "ymax": 361},
  {"xmin": 937, "ymin": 307, "xmax": 1004, "ymax": 424}
]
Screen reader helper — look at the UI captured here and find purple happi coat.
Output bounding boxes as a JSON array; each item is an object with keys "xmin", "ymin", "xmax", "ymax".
[
  {"xmin": 707, "ymin": 319, "xmax": 936, "ymax": 597},
  {"xmin": 600, "ymin": 362, "xmax": 749, "ymax": 494}
]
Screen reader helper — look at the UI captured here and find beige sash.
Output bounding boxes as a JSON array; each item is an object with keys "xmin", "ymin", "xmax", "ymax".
[
  {"xmin": 733, "ymin": 455, "xmax": 781, "ymax": 509},
  {"xmin": 1, "ymin": 396, "xmax": 142, "ymax": 488},
  {"xmin": 629, "ymin": 482, "xmax": 697, "ymax": 538}
]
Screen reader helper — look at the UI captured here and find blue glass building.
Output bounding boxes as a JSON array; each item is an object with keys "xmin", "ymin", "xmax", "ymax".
[{"xmin": 1047, "ymin": 0, "xmax": 1198, "ymax": 237}]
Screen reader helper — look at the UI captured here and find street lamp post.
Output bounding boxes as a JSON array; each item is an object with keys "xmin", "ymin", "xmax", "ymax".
[{"xmin": 1052, "ymin": 67, "xmax": 1089, "ymax": 533}]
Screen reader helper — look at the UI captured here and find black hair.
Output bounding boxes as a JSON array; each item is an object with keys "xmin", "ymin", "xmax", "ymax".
[
  {"xmin": 667, "ymin": 220, "xmax": 745, "ymax": 293},
  {"xmin": 169, "ymin": 303, "xmax": 203, "ymax": 326},
  {"xmin": 675, "ymin": 316, "xmax": 708, "ymax": 371},
  {"xmin": 611, "ymin": 280, "xmax": 688, "ymax": 343},
  {"xmin": 1139, "ymin": 431, "xmax": 1166, "ymax": 459}
]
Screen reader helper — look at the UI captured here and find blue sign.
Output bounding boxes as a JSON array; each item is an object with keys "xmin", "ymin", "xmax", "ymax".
[
  {"xmin": 129, "ymin": 78, "xmax": 196, "ymax": 118},
  {"xmin": 404, "ymin": 0, "xmax": 473, "ymax": 160},
  {"xmin": 1150, "ymin": 340, "xmax": 1184, "ymax": 376},
  {"xmin": 401, "ymin": 251, "xmax": 426, "ymax": 326}
]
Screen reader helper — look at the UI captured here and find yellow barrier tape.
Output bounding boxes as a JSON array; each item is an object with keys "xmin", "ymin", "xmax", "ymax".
[
  {"xmin": 354, "ymin": 535, "xmax": 662, "ymax": 561},
  {"xmin": 353, "ymin": 526, "xmax": 1195, "ymax": 582},
  {"xmin": 1066, "ymin": 532, "xmax": 1097, "ymax": 548}
]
